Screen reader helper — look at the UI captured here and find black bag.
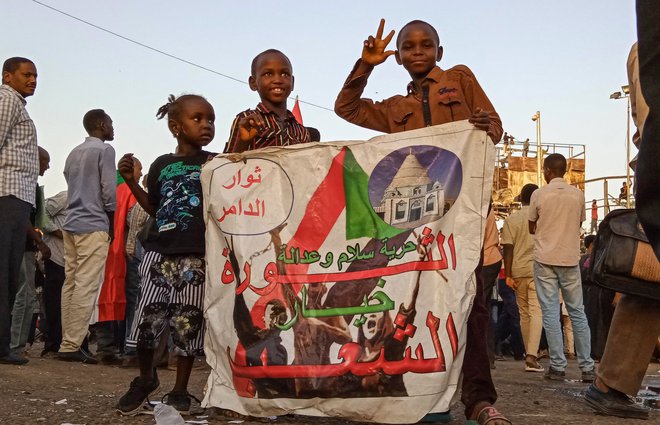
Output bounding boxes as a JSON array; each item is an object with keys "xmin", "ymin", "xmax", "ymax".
[{"xmin": 591, "ymin": 209, "xmax": 660, "ymax": 300}]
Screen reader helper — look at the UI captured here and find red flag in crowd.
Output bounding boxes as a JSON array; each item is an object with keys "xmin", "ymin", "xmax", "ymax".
[{"xmin": 292, "ymin": 95, "xmax": 303, "ymax": 125}]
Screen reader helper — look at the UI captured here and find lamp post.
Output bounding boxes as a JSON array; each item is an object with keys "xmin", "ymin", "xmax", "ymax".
[
  {"xmin": 609, "ymin": 85, "xmax": 631, "ymax": 208},
  {"xmin": 532, "ymin": 111, "xmax": 542, "ymax": 185}
]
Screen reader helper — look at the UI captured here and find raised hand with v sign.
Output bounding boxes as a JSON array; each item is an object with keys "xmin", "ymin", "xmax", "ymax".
[{"xmin": 361, "ymin": 19, "xmax": 396, "ymax": 67}]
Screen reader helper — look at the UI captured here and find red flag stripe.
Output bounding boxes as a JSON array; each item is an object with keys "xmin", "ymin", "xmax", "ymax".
[{"xmin": 250, "ymin": 147, "xmax": 347, "ymax": 317}]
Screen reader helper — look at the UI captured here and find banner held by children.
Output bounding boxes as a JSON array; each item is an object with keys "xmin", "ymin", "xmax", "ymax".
[{"xmin": 201, "ymin": 121, "xmax": 495, "ymax": 424}]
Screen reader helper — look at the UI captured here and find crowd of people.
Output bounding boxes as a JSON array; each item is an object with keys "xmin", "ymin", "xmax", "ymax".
[{"xmin": 1, "ymin": 10, "xmax": 659, "ymax": 425}]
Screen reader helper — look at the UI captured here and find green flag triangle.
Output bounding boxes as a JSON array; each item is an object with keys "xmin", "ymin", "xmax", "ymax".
[{"xmin": 343, "ymin": 148, "xmax": 406, "ymax": 240}]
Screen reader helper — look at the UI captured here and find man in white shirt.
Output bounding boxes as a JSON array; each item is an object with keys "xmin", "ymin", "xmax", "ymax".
[{"xmin": 529, "ymin": 153, "xmax": 595, "ymax": 382}]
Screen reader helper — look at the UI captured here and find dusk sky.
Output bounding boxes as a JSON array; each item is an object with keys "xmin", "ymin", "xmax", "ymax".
[{"xmin": 4, "ymin": 0, "xmax": 637, "ymax": 209}]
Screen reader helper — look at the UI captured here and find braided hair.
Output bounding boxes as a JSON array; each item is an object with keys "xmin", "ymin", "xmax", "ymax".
[{"xmin": 156, "ymin": 94, "xmax": 207, "ymax": 121}]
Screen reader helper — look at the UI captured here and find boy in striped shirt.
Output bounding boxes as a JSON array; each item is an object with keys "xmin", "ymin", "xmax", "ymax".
[{"xmin": 224, "ymin": 49, "xmax": 310, "ymax": 153}]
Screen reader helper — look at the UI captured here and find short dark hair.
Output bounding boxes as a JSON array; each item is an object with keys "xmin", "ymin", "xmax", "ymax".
[
  {"xmin": 2, "ymin": 57, "xmax": 34, "ymax": 74},
  {"xmin": 306, "ymin": 127, "xmax": 321, "ymax": 142},
  {"xmin": 520, "ymin": 183, "xmax": 539, "ymax": 204},
  {"xmin": 544, "ymin": 153, "xmax": 567, "ymax": 176},
  {"xmin": 584, "ymin": 234, "xmax": 596, "ymax": 249},
  {"xmin": 396, "ymin": 20, "xmax": 440, "ymax": 49},
  {"xmin": 83, "ymin": 109, "xmax": 108, "ymax": 133},
  {"xmin": 156, "ymin": 94, "xmax": 207, "ymax": 121},
  {"xmin": 250, "ymin": 49, "xmax": 291, "ymax": 77}
]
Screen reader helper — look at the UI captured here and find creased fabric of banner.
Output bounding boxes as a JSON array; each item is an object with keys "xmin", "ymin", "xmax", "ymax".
[{"xmin": 201, "ymin": 121, "xmax": 495, "ymax": 424}]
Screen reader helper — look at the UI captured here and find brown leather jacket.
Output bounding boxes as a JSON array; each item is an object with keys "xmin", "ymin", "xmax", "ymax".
[{"xmin": 335, "ymin": 60, "xmax": 502, "ymax": 143}]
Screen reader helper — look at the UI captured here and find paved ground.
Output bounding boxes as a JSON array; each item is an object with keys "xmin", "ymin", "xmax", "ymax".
[{"xmin": 0, "ymin": 346, "xmax": 658, "ymax": 425}]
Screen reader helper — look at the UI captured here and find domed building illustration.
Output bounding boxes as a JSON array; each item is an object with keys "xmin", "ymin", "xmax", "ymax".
[{"xmin": 373, "ymin": 151, "xmax": 451, "ymax": 227}]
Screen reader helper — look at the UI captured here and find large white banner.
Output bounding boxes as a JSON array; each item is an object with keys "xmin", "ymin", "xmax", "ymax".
[{"xmin": 201, "ymin": 121, "xmax": 494, "ymax": 424}]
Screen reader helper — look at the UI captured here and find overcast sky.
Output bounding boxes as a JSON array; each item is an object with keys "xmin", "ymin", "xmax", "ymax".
[{"xmin": 4, "ymin": 0, "xmax": 637, "ymax": 205}]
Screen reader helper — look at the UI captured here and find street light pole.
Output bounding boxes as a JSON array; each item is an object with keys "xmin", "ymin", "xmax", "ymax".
[
  {"xmin": 532, "ymin": 111, "xmax": 542, "ymax": 185},
  {"xmin": 610, "ymin": 86, "xmax": 631, "ymax": 208}
]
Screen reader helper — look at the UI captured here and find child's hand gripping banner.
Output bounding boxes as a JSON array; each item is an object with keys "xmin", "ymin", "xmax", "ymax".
[{"xmin": 201, "ymin": 121, "xmax": 495, "ymax": 424}]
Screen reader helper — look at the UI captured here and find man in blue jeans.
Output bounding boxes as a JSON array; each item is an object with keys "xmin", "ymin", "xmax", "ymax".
[{"xmin": 529, "ymin": 153, "xmax": 595, "ymax": 382}]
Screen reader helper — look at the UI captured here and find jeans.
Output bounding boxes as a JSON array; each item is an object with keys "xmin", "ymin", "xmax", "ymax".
[
  {"xmin": 0, "ymin": 196, "xmax": 31, "ymax": 357},
  {"xmin": 533, "ymin": 261, "xmax": 594, "ymax": 372},
  {"xmin": 10, "ymin": 251, "xmax": 37, "ymax": 354}
]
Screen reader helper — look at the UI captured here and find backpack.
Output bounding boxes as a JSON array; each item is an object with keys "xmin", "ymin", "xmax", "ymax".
[{"xmin": 590, "ymin": 208, "xmax": 660, "ymax": 301}]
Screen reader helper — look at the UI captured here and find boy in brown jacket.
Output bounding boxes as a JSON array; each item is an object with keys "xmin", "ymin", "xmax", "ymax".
[{"xmin": 335, "ymin": 19, "xmax": 508, "ymax": 425}]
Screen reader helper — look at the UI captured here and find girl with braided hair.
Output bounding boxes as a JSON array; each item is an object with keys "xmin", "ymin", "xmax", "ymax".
[{"xmin": 115, "ymin": 94, "xmax": 217, "ymax": 415}]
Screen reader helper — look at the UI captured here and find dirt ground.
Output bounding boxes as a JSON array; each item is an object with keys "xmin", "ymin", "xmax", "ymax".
[{"xmin": 1, "ymin": 344, "xmax": 658, "ymax": 425}]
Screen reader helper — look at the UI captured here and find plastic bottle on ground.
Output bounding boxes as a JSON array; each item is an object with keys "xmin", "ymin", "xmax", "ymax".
[{"xmin": 154, "ymin": 403, "xmax": 185, "ymax": 425}]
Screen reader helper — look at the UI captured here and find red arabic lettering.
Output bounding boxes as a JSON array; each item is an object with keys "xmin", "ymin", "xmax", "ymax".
[
  {"xmin": 222, "ymin": 170, "xmax": 241, "ymax": 189},
  {"xmin": 448, "ymin": 233, "xmax": 456, "ymax": 271},
  {"xmin": 446, "ymin": 312, "xmax": 458, "ymax": 359},
  {"xmin": 222, "ymin": 167, "xmax": 263, "ymax": 190},
  {"xmin": 228, "ymin": 312, "xmax": 453, "ymax": 379}
]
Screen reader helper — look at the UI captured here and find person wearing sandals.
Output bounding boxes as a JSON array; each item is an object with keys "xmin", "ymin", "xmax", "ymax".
[{"xmin": 335, "ymin": 18, "xmax": 510, "ymax": 425}]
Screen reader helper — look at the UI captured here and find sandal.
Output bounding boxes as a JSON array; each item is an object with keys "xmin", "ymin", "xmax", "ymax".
[{"xmin": 475, "ymin": 406, "xmax": 512, "ymax": 425}]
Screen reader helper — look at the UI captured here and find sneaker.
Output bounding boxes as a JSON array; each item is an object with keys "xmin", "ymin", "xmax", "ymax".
[
  {"xmin": 116, "ymin": 372, "xmax": 160, "ymax": 416},
  {"xmin": 162, "ymin": 391, "xmax": 201, "ymax": 415},
  {"xmin": 585, "ymin": 384, "xmax": 649, "ymax": 419},
  {"xmin": 0, "ymin": 352, "xmax": 29, "ymax": 365},
  {"xmin": 55, "ymin": 350, "xmax": 98, "ymax": 364},
  {"xmin": 581, "ymin": 368, "xmax": 596, "ymax": 383},
  {"xmin": 544, "ymin": 366, "xmax": 565, "ymax": 381}
]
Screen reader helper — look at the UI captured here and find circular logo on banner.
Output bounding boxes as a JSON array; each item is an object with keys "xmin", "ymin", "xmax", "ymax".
[
  {"xmin": 209, "ymin": 158, "xmax": 294, "ymax": 236},
  {"xmin": 368, "ymin": 145, "xmax": 463, "ymax": 229}
]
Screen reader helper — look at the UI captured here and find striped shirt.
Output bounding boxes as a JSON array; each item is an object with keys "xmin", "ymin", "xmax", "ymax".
[
  {"xmin": 224, "ymin": 103, "xmax": 310, "ymax": 153},
  {"xmin": 125, "ymin": 202, "xmax": 150, "ymax": 257},
  {"xmin": 0, "ymin": 84, "xmax": 39, "ymax": 205}
]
